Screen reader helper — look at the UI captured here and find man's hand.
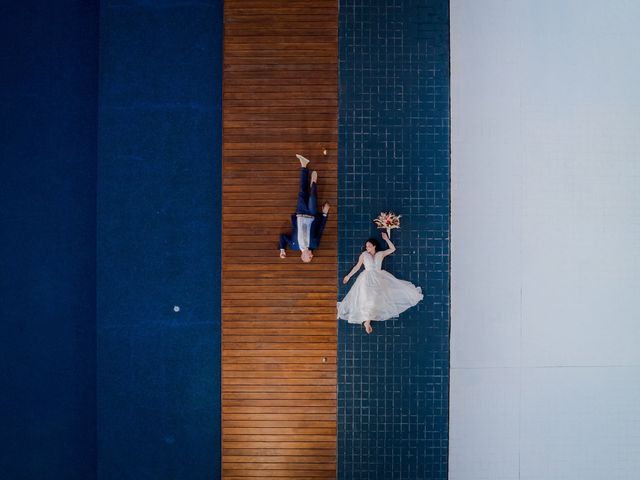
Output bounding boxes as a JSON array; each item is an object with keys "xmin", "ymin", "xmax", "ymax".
[
  {"xmin": 322, "ymin": 202, "xmax": 330, "ymax": 215},
  {"xmin": 279, "ymin": 249, "xmax": 287, "ymax": 259}
]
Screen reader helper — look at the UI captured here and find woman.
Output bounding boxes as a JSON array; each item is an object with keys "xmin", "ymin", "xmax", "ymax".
[{"xmin": 338, "ymin": 232, "xmax": 423, "ymax": 334}]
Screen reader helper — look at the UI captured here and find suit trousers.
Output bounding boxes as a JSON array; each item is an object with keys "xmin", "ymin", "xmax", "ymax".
[{"xmin": 295, "ymin": 167, "xmax": 317, "ymax": 216}]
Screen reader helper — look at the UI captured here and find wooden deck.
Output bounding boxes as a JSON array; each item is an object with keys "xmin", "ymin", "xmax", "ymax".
[{"xmin": 222, "ymin": 1, "xmax": 338, "ymax": 478}]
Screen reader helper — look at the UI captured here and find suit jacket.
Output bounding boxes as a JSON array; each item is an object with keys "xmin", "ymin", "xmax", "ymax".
[{"xmin": 279, "ymin": 213, "xmax": 328, "ymax": 251}]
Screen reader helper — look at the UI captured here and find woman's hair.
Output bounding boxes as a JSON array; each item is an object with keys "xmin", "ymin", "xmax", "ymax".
[{"xmin": 362, "ymin": 237, "xmax": 380, "ymax": 252}]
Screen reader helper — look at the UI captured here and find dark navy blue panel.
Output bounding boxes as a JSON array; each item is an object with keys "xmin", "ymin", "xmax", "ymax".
[
  {"xmin": 338, "ymin": 1, "xmax": 450, "ymax": 479},
  {"xmin": 0, "ymin": 1, "xmax": 99, "ymax": 479},
  {"xmin": 97, "ymin": 2, "xmax": 222, "ymax": 479}
]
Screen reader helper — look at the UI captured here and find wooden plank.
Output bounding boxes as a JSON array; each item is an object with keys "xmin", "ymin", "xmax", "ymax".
[
  {"xmin": 222, "ymin": 330, "xmax": 337, "ymax": 338},
  {"xmin": 222, "ymin": 2, "xmax": 337, "ymax": 477},
  {"xmin": 224, "ymin": 441, "xmax": 335, "ymax": 448},
  {"xmin": 223, "ymin": 392, "xmax": 336, "ymax": 400},
  {"xmin": 223, "ymin": 448, "xmax": 335, "ymax": 456},
  {"xmin": 224, "ymin": 371, "xmax": 335, "ymax": 380}
]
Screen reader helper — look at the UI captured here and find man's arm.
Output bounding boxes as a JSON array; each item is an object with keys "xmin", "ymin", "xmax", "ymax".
[
  {"xmin": 315, "ymin": 202, "xmax": 330, "ymax": 240},
  {"xmin": 279, "ymin": 233, "xmax": 290, "ymax": 258}
]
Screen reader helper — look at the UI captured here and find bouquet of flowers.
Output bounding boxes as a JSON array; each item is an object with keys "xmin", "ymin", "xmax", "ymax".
[{"xmin": 373, "ymin": 212, "xmax": 401, "ymax": 237}]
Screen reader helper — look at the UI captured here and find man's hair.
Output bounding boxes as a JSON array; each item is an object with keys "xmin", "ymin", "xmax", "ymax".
[{"xmin": 301, "ymin": 249, "xmax": 313, "ymax": 262}]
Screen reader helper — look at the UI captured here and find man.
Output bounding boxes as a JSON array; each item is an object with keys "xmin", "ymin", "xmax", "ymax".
[{"xmin": 279, "ymin": 154, "xmax": 330, "ymax": 263}]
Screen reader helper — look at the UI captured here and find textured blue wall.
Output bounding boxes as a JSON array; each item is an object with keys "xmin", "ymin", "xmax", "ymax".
[
  {"xmin": 338, "ymin": 1, "xmax": 450, "ymax": 479},
  {"xmin": 0, "ymin": 2, "xmax": 99, "ymax": 479},
  {"xmin": 97, "ymin": 1, "xmax": 222, "ymax": 479}
]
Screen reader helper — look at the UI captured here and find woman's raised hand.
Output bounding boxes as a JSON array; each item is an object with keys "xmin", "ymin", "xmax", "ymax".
[{"xmin": 381, "ymin": 231, "xmax": 389, "ymax": 241}]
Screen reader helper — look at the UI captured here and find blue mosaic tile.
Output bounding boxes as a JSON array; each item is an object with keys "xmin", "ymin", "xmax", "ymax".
[{"xmin": 338, "ymin": 1, "xmax": 450, "ymax": 478}]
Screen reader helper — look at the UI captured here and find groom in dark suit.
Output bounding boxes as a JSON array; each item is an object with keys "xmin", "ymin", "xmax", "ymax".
[{"xmin": 279, "ymin": 154, "xmax": 330, "ymax": 263}]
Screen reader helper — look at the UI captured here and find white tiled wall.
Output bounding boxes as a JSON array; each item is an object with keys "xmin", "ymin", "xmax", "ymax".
[
  {"xmin": 450, "ymin": 1, "xmax": 640, "ymax": 478},
  {"xmin": 449, "ymin": 369, "xmax": 520, "ymax": 480}
]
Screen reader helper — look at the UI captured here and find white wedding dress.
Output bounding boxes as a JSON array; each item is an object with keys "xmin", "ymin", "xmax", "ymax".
[{"xmin": 337, "ymin": 251, "xmax": 423, "ymax": 325}]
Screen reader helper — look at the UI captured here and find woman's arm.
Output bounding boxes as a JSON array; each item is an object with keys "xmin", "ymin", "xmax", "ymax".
[
  {"xmin": 343, "ymin": 253, "xmax": 364, "ymax": 284},
  {"xmin": 380, "ymin": 231, "xmax": 396, "ymax": 258}
]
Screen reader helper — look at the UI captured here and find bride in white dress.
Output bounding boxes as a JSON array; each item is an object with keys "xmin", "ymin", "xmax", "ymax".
[{"xmin": 338, "ymin": 232, "xmax": 423, "ymax": 334}]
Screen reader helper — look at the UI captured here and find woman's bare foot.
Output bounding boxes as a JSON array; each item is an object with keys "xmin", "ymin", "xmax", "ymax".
[
  {"xmin": 364, "ymin": 320, "xmax": 372, "ymax": 334},
  {"xmin": 296, "ymin": 154, "xmax": 310, "ymax": 168}
]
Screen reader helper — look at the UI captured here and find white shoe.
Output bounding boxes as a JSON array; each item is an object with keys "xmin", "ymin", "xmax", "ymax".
[{"xmin": 296, "ymin": 154, "xmax": 310, "ymax": 167}]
